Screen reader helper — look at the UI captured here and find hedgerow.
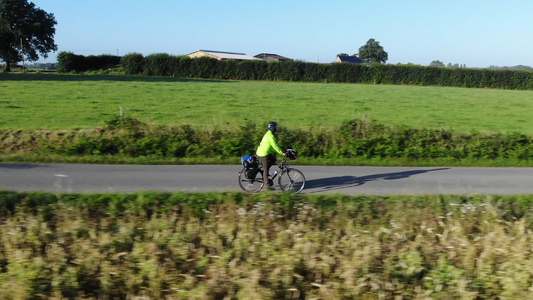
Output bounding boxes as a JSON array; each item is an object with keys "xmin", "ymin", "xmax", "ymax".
[
  {"xmin": 56, "ymin": 51, "xmax": 121, "ymax": 73},
  {"xmin": 55, "ymin": 52, "xmax": 533, "ymax": 90},
  {"xmin": 2, "ymin": 117, "xmax": 533, "ymax": 162}
]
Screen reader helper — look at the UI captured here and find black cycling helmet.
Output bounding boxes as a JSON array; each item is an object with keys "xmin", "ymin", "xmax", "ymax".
[{"xmin": 267, "ymin": 121, "xmax": 277, "ymax": 132}]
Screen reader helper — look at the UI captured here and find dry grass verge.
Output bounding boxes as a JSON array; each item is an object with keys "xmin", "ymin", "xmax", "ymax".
[{"xmin": 1, "ymin": 191, "xmax": 533, "ymax": 299}]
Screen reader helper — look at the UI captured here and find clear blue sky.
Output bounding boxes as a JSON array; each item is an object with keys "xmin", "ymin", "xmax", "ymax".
[{"xmin": 32, "ymin": 0, "xmax": 533, "ymax": 68}]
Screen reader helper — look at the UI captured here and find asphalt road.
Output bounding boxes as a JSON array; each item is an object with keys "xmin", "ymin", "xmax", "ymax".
[{"xmin": 2, "ymin": 163, "xmax": 533, "ymax": 195}]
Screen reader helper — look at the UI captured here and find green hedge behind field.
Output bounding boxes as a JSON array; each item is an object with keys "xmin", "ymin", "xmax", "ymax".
[
  {"xmin": 2, "ymin": 190, "xmax": 533, "ymax": 299},
  {"xmin": 56, "ymin": 52, "xmax": 533, "ymax": 90},
  {"xmin": 3, "ymin": 117, "xmax": 533, "ymax": 162},
  {"xmin": 56, "ymin": 52, "xmax": 121, "ymax": 73},
  {"xmin": 121, "ymin": 54, "xmax": 532, "ymax": 90}
]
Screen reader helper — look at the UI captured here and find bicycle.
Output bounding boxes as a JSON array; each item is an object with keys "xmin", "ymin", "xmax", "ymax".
[{"xmin": 238, "ymin": 149, "xmax": 306, "ymax": 194}]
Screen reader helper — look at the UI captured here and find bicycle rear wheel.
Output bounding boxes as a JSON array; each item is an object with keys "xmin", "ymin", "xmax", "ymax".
[
  {"xmin": 238, "ymin": 168, "xmax": 264, "ymax": 192},
  {"xmin": 278, "ymin": 168, "xmax": 306, "ymax": 194}
]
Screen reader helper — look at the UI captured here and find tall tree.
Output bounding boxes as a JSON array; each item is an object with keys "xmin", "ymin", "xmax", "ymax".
[
  {"xmin": 0, "ymin": 0, "xmax": 57, "ymax": 71},
  {"xmin": 358, "ymin": 38, "xmax": 388, "ymax": 64},
  {"xmin": 429, "ymin": 60, "xmax": 445, "ymax": 67}
]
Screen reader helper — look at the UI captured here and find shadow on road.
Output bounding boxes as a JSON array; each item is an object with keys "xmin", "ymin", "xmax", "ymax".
[
  {"xmin": 305, "ymin": 168, "xmax": 450, "ymax": 193},
  {"xmin": 0, "ymin": 163, "xmax": 46, "ymax": 169}
]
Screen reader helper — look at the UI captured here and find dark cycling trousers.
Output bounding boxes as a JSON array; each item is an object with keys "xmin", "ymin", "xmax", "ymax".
[{"xmin": 258, "ymin": 154, "xmax": 276, "ymax": 187}]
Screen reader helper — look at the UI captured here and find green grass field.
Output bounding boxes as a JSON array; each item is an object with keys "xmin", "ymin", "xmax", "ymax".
[
  {"xmin": 2, "ymin": 72, "xmax": 533, "ymax": 133},
  {"xmin": 3, "ymin": 74, "xmax": 533, "ymax": 298}
]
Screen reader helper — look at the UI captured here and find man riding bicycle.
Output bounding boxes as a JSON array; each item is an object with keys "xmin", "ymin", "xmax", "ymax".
[{"xmin": 256, "ymin": 121, "xmax": 286, "ymax": 191}]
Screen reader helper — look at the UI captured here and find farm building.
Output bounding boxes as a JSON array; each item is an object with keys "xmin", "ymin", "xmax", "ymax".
[
  {"xmin": 187, "ymin": 50, "xmax": 260, "ymax": 62},
  {"xmin": 334, "ymin": 55, "xmax": 362, "ymax": 63},
  {"xmin": 254, "ymin": 53, "xmax": 293, "ymax": 62}
]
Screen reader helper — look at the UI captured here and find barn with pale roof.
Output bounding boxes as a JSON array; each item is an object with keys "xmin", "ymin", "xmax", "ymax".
[{"xmin": 187, "ymin": 50, "xmax": 261, "ymax": 62}]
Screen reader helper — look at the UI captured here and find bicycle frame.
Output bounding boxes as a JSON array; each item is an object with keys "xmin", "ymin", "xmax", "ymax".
[{"xmin": 238, "ymin": 150, "xmax": 305, "ymax": 194}]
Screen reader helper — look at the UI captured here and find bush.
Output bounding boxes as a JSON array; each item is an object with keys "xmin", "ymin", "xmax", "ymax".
[
  {"xmin": 143, "ymin": 53, "xmax": 173, "ymax": 76},
  {"xmin": 56, "ymin": 51, "xmax": 85, "ymax": 73},
  {"xmin": 120, "ymin": 53, "xmax": 144, "ymax": 75},
  {"xmin": 189, "ymin": 56, "xmax": 218, "ymax": 78},
  {"xmin": 57, "ymin": 52, "xmax": 120, "ymax": 73}
]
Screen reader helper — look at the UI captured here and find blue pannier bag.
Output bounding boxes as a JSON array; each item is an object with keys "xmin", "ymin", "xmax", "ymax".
[{"xmin": 241, "ymin": 155, "xmax": 260, "ymax": 179}]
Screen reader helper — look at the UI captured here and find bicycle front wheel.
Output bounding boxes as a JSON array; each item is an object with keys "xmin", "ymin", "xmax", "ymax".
[
  {"xmin": 238, "ymin": 168, "xmax": 264, "ymax": 193},
  {"xmin": 278, "ymin": 168, "xmax": 306, "ymax": 194}
]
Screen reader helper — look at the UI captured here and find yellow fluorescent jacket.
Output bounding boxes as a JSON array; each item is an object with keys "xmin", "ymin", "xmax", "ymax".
[{"xmin": 256, "ymin": 130, "xmax": 283, "ymax": 157}]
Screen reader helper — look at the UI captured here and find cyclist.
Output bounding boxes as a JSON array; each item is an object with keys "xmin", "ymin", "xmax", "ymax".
[{"xmin": 256, "ymin": 121, "xmax": 286, "ymax": 190}]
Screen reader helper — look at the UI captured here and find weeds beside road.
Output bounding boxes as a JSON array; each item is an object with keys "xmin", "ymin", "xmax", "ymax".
[
  {"xmin": 3, "ymin": 117, "xmax": 533, "ymax": 167},
  {"xmin": 1, "ymin": 191, "xmax": 533, "ymax": 299}
]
